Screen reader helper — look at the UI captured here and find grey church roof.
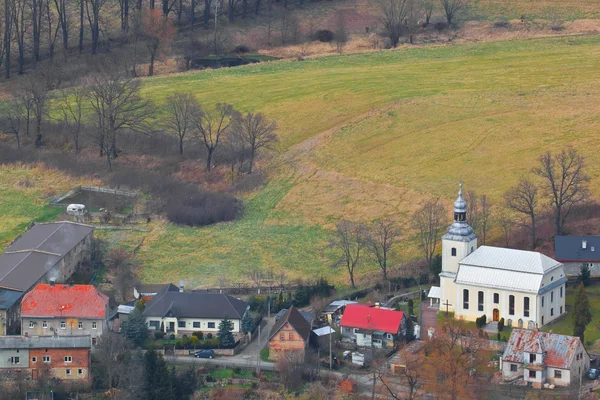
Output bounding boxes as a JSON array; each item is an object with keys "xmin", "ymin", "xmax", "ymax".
[
  {"xmin": 555, "ymin": 236, "xmax": 600, "ymax": 262},
  {"xmin": 143, "ymin": 288, "xmax": 248, "ymax": 320},
  {"xmin": 442, "ymin": 183, "xmax": 477, "ymax": 242}
]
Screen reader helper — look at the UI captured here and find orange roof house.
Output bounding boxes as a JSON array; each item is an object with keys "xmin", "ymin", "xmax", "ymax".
[{"xmin": 21, "ymin": 284, "xmax": 109, "ymax": 343}]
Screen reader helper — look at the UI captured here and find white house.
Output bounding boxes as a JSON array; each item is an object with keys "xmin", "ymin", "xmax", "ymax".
[
  {"xmin": 430, "ymin": 184, "xmax": 567, "ymax": 328},
  {"xmin": 142, "ymin": 288, "xmax": 248, "ymax": 335},
  {"xmin": 500, "ymin": 329, "xmax": 589, "ymax": 388}
]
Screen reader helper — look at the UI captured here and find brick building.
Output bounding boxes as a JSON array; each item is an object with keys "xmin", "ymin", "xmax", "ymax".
[
  {"xmin": 0, "ymin": 335, "xmax": 92, "ymax": 384},
  {"xmin": 21, "ymin": 284, "xmax": 109, "ymax": 345},
  {"xmin": 268, "ymin": 306, "xmax": 311, "ymax": 362},
  {"xmin": 0, "ymin": 222, "xmax": 94, "ymax": 335}
]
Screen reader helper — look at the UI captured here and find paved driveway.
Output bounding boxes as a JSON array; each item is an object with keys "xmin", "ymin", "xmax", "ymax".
[{"xmin": 420, "ymin": 303, "xmax": 438, "ymax": 339}]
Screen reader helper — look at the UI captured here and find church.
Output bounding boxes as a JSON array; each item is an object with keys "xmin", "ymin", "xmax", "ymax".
[{"xmin": 429, "ymin": 184, "xmax": 567, "ymax": 329}]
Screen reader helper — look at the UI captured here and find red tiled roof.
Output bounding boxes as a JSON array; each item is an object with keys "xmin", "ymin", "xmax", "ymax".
[
  {"xmin": 340, "ymin": 304, "xmax": 404, "ymax": 334},
  {"xmin": 21, "ymin": 284, "xmax": 109, "ymax": 319}
]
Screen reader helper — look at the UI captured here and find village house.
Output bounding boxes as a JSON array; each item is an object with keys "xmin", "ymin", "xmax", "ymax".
[
  {"xmin": 322, "ymin": 300, "xmax": 357, "ymax": 325},
  {"xmin": 429, "ymin": 184, "xmax": 567, "ymax": 328},
  {"xmin": 340, "ymin": 304, "xmax": 407, "ymax": 348},
  {"xmin": 555, "ymin": 236, "xmax": 600, "ymax": 277},
  {"xmin": 143, "ymin": 288, "xmax": 248, "ymax": 335},
  {"xmin": 20, "ymin": 284, "xmax": 109, "ymax": 345},
  {"xmin": 268, "ymin": 306, "xmax": 312, "ymax": 362},
  {"xmin": 133, "ymin": 283, "xmax": 180, "ymax": 302},
  {"xmin": 0, "ymin": 222, "xmax": 94, "ymax": 335},
  {"xmin": 500, "ymin": 329, "xmax": 590, "ymax": 388},
  {"xmin": 0, "ymin": 335, "xmax": 92, "ymax": 383}
]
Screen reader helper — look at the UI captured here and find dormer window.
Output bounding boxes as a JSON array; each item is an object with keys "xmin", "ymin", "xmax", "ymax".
[
  {"xmin": 529, "ymin": 354, "xmax": 536, "ymax": 363},
  {"xmin": 583, "ymin": 241, "xmax": 587, "ymax": 249}
]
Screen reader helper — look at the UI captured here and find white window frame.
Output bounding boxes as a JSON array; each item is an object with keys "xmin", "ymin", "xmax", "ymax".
[
  {"xmin": 11, "ymin": 356, "xmax": 20, "ymax": 365},
  {"xmin": 64, "ymin": 356, "xmax": 72, "ymax": 363},
  {"xmin": 31, "ymin": 357, "xmax": 37, "ymax": 363},
  {"xmin": 92, "ymin": 321, "xmax": 97, "ymax": 330},
  {"xmin": 78, "ymin": 321, "xmax": 83, "ymax": 329},
  {"xmin": 60, "ymin": 321, "xmax": 66, "ymax": 330},
  {"xmin": 42, "ymin": 321, "xmax": 48, "ymax": 329},
  {"xmin": 29, "ymin": 321, "xmax": 34, "ymax": 328},
  {"xmin": 42, "ymin": 356, "xmax": 51, "ymax": 363}
]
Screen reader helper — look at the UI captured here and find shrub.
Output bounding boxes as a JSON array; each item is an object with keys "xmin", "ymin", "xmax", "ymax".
[
  {"xmin": 235, "ymin": 45, "xmax": 250, "ymax": 53},
  {"xmin": 169, "ymin": 334, "xmax": 176, "ymax": 340},
  {"xmin": 193, "ymin": 331, "xmax": 204, "ymax": 340},
  {"xmin": 207, "ymin": 333, "xmax": 213, "ymax": 339},
  {"xmin": 493, "ymin": 20, "xmax": 510, "ymax": 28},
  {"xmin": 154, "ymin": 331, "xmax": 166, "ymax": 340},
  {"xmin": 498, "ymin": 318, "xmax": 505, "ymax": 332},
  {"xmin": 550, "ymin": 23, "xmax": 565, "ymax": 31},
  {"xmin": 233, "ymin": 367, "xmax": 241, "ymax": 375},
  {"xmin": 434, "ymin": 22, "xmax": 448, "ymax": 31},
  {"xmin": 407, "ymin": 299, "xmax": 414, "ymax": 315},
  {"xmin": 497, "ymin": 332, "xmax": 501, "ymax": 341},
  {"xmin": 314, "ymin": 30, "xmax": 334, "ymax": 42},
  {"xmin": 190, "ymin": 336, "xmax": 200, "ymax": 347},
  {"xmin": 475, "ymin": 315, "xmax": 487, "ymax": 329}
]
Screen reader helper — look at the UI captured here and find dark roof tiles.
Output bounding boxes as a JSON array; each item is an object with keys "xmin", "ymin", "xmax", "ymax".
[
  {"xmin": 143, "ymin": 290, "xmax": 247, "ymax": 320},
  {"xmin": 269, "ymin": 306, "xmax": 312, "ymax": 342},
  {"xmin": 555, "ymin": 236, "xmax": 600, "ymax": 262}
]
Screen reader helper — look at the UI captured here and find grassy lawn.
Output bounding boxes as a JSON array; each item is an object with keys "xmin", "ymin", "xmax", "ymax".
[
  {"xmin": 543, "ymin": 283, "xmax": 600, "ymax": 346},
  {"xmin": 210, "ymin": 368, "xmax": 253, "ymax": 380},
  {"xmin": 6, "ymin": 36, "xmax": 600, "ymax": 288}
]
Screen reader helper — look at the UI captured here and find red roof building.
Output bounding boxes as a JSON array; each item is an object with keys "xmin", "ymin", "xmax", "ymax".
[
  {"xmin": 21, "ymin": 284, "xmax": 109, "ymax": 344},
  {"xmin": 340, "ymin": 304, "xmax": 405, "ymax": 334},
  {"xmin": 340, "ymin": 304, "xmax": 407, "ymax": 348}
]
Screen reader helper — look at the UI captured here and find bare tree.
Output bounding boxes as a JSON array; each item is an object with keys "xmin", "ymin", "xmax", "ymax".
[
  {"xmin": 466, "ymin": 190, "xmax": 480, "ymax": 233},
  {"xmin": 182, "ymin": 38, "xmax": 205, "ymax": 70},
  {"xmin": 193, "ymin": 103, "xmax": 236, "ymax": 171},
  {"xmin": 232, "ymin": 111, "xmax": 277, "ymax": 174},
  {"xmin": 374, "ymin": 345, "xmax": 423, "ymax": 400},
  {"xmin": 248, "ymin": 268, "xmax": 265, "ymax": 289},
  {"xmin": 87, "ymin": 73, "xmax": 153, "ymax": 170},
  {"xmin": 533, "ymin": 149, "xmax": 589, "ymax": 236},
  {"xmin": 423, "ymin": 0, "xmax": 435, "ymax": 25},
  {"xmin": 57, "ymin": 87, "xmax": 85, "ymax": 153},
  {"xmin": 333, "ymin": 10, "xmax": 348, "ymax": 54},
  {"xmin": 412, "ymin": 198, "xmax": 446, "ymax": 266},
  {"xmin": 479, "ymin": 194, "xmax": 492, "ymax": 245},
  {"xmin": 143, "ymin": 10, "xmax": 176, "ymax": 76},
  {"xmin": 367, "ymin": 218, "xmax": 401, "ymax": 281},
  {"xmin": 439, "ymin": 0, "xmax": 469, "ymax": 26},
  {"xmin": 6, "ymin": 102, "xmax": 24, "ymax": 147},
  {"xmin": 496, "ymin": 208, "xmax": 514, "ymax": 248},
  {"xmin": 378, "ymin": 0, "xmax": 408, "ymax": 48},
  {"xmin": 85, "ymin": 0, "xmax": 107, "ymax": 54},
  {"xmin": 11, "ymin": 86, "xmax": 34, "ymax": 138},
  {"xmin": 4, "ymin": 0, "xmax": 12, "ymax": 79},
  {"xmin": 330, "ymin": 220, "xmax": 367, "ymax": 288},
  {"xmin": 504, "ymin": 178, "xmax": 539, "ymax": 249},
  {"xmin": 164, "ymin": 92, "xmax": 201, "ymax": 156},
  {"xmin": 106, "ymin": 247, "xmax": 137, "ymax": 303},
  {"xmin": 275, "ymin": 269, "xmax": 287, "ymax": 289}
]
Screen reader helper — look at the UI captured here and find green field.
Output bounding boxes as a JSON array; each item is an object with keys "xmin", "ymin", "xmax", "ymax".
[{"xmin": 4, "ymin": 35, "xmax": 600, "ymax": 287}]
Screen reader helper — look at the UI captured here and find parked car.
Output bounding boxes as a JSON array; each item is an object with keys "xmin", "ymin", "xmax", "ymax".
[
  {"xmin": 194, "ymin": 350, "xmax": 215, "ymax": 359},
  {"xmin": 588, "ymin": 368, "xmax": 600, "ymax": 380}
]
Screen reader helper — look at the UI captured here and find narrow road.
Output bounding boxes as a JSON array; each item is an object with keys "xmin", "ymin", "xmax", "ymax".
[{"xmin": 164, "ymin": 355, "xmax": 276, "ymax": 371}]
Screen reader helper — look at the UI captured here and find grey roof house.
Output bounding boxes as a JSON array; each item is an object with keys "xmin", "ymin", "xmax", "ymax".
[
  {"xmin": 555, "ymin": 236, "xmax": 600, "ymax": 277},
  {"xmin": 143, "ymin": 288, "xmax": 248, "ymax": 335},
  {"xmin": 0, "ymin": 222, "xmax": 94, "ymax": 334},
  {"xmin": 134, "ymin": 283, "xmax": 180, "ymax": 299}
]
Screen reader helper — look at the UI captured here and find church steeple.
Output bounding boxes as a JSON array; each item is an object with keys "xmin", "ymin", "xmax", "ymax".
[
  {"xmin": 453, "ymin": 183, "xmax": 467, "ymax": 222},
  {"xmin": 443, "ymin": 182, "xmax": 477, "ymax": 240}
]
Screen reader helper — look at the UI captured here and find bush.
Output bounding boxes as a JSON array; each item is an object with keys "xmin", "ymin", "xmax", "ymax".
[
  {"xmin": 434, "ymin": 22, "xmax": 448, "ymax": 31},
  {"xmin": 498, "ymin": 318, "xmax": 505, "ymax": 332},
  {"xmin": 493, "ymin": 20, "xmax": 510, "ymax": 28},
  {"xmin": 154, "ymin": 331, "xmax": 166, "ymax": 340},
  {"xmin": 169, "ymin": 334, "xmax": 176, "ymax": 340},
  {"xmin": 235, "ymin": 45, "xmax": 250, "ymax": 53},
  {"xmin": 190, "ymin": 336, "xmax": 200, "ymax": 347},
  {"xmin": 193, "ymin": 331, "xmax": 204, "ymax": 340},
  {"xmin": 407, "ymin": 299, "xmax": 414, "ymax": 315},
  {"xmin": 475, "ymin": 315, "xmax": 487, "ymax": 329},
  {"xmin": 207, "ymin": 333, "xmax": 213, "ymax": 339},
  {"xmin": 550, "ymin": 23, "xmax": 565, "ymax": 31},
  {"xmin": 314, "ymin": 30, "xmax": 334, "ymax": 42}
]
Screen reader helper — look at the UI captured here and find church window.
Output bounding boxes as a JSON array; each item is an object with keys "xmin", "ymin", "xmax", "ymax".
[
  {"xmin": 551, "ymin": 308, "xmax": 554, "ymax": 316},
  {"xmin": 541, "ymin": 296, "xmax": 544, "ymax": 307},
  {"xmin": 478, "ymin": 291, "xmax": 484, "ymax": 312},
  {"xmin": 463, "ymin": 289, "xmax": 469, "ymax": 310},
  {"xmin": 560, "ymin": 287, "xmax": 563, "ymax": 298},
  {"xmin": 493, "ymin": 293, "xmax": 499, "ymax": 304},
  {"xmin": 451, "ymin": 248, "xmax": 457, "ymax": 256},
  {"xmin": 524, "ymin": 297, "xmax": 530, "ymax": 317},
  {"xmin": 509, "ymin": 296, "xmax": 515, "ymax": 315},
  {"xmin": 551, "ymin": 291, "xmax": 554, "ymax": 303}
]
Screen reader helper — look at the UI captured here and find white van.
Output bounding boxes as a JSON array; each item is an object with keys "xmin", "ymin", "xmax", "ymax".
[{"xmin": 66, "ymin": 204, "xmax": 86, "ymax": 215}]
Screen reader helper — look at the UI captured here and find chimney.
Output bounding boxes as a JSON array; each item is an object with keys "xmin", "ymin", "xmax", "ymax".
[
  {"xmin": 49, "ymin": 280, "xmax": 55, "ymax": 288},
  {"xmin": 582, "ymin": 240, "xmax": 587, "ymax": 249}
]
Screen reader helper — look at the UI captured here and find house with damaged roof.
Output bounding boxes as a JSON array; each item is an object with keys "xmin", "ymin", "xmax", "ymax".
[
  {"xmin": 500, "ymin": 329, "xmax": 590, "ymax": 388},
  {"xmin": 0, "ymin": 222, "xmax": 94, "ymax": 335},
  {"xmin": 142, "ymin": 287, "xmax": 248, "ymax": 335}
]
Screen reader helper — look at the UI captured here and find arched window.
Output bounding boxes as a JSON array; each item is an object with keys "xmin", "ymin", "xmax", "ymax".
[
  {"xmin": 509, "ymin": 295, "xmax": 515, "ymax": 315},
  {"xmin": 451, "ymin": 248, "xmax": 457, "ymax": 256},
  {"xmin": 463, "ymin": 289, "xmax": 469, "ymax": 310},
  {"xmin": 524, "ymin": 297, "xmax": 530, "ymax": 317},
  {"xmin": 478, "ymin": 291, "xmax": 484, "ymax": 312}
]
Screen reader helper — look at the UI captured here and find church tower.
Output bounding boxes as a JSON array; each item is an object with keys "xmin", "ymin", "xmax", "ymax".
[{"xmin": 439, "ymin": 183, "xmax": 478, "ymax": 313}]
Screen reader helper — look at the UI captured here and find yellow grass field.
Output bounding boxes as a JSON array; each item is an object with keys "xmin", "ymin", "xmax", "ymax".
[{"xmin": 4, "ymin": 35, "xmax": 600, "ymax": 288}]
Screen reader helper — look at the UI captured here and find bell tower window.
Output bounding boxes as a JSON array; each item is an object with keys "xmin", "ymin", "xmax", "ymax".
[{"xmin": 451, "ymin": 248, "xmax": 457, "ymax": 256}]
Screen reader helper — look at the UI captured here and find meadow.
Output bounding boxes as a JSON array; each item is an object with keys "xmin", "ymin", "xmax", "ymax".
[{"xmin": 4, "ymin": 35, "xmax": 600, "ymax": 287}]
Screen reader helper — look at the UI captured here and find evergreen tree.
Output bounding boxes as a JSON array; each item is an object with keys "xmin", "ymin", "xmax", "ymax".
[
  {"xmin": 579, "ymin": 264, "xmax": 591, "ymax": 287},
  {"xmin": 123, "ymin": 309, "xmax": 148, "ymax": 348},
  {"xmin": 143, "ymin": 348, "xmax": 158, "ymax": 399},
  {"xmin": 573, "ymin": 283, "xmax": 592, "ymax": 342},
  {"xmin": 430, "ymin": 254, "xmax": 442, "ymax": 277},
  {"xmin": 144, "ymin": 349, "xmax": 174, "ymax": 400},
  {"xmin": 218, "ymin": 316, "xmax": 235, "ymax": 347},
  {"xmin": 241, "ymin": 313, "xmax": 255, "ymax": 334}
]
